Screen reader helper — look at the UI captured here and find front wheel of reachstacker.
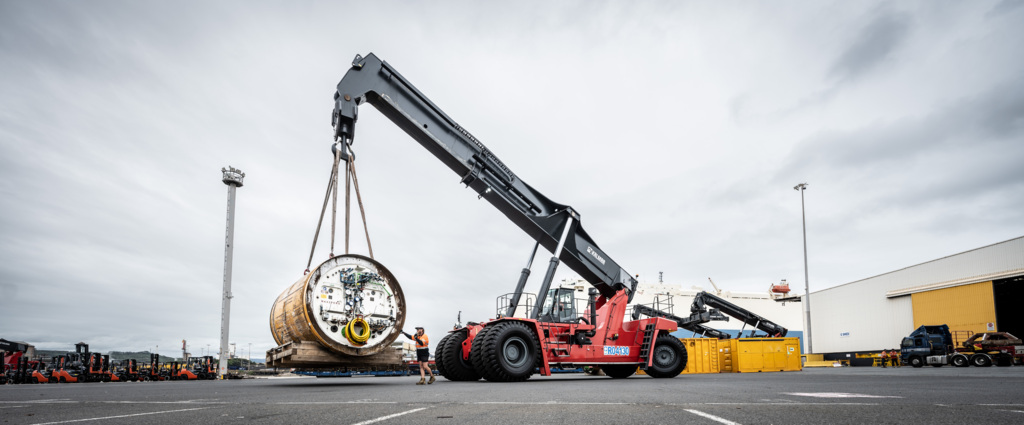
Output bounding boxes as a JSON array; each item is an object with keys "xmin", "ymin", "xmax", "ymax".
[
  {"xmin": 646, "ymin": 336, "xmax": 688, "ymax": 378},
  {"xmin": 475, "ymin": 321, "xmax": 539, "ymax": 382},
  {"xmin": 438, "ymin": 329, "xmax": 481, "ymax": 381},
  {"xmin": 434, "ymin": 333, "xmax": 452, "ymax": 377},
  {"xmin": 470, "ymin": 325, "xmax": 498, "ymax": 381}
]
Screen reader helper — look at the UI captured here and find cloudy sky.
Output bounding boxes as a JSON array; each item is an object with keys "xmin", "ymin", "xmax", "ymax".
[{"xmin": 2, "ymin": 1, "xmax": 1022, "ymax": 356}]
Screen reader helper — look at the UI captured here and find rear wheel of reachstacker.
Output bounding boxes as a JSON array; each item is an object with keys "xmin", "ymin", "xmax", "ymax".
[
  {"xmin": 438, "ymin": 329, "xmax": 480, "ymax": 381},
  {"xmin": 601, "ymin": 364, "xmax": 637, "ymax": 379},
  {"xmin": 909, "ymin": 356, "xmax": 924, "ymax": 368},
  {"xmin": 951, "ymin": 355, "xmax": 969, "ymax": 367},
  {"xmin": 647, "ymin": 336, "xmax": 688, "ymax": 378},
  {"xmin": 434, "ymin": 333, "xmax": 452, "ymax": 377},
  {"xmin": 474, "ymin": 321, "xmax": 539, "ymax": 382}
]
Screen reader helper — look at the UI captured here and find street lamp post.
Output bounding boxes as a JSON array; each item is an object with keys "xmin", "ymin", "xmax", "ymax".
[{"xmin": 793, "ymin": 183, "xmax": 811, "ymax": 354}]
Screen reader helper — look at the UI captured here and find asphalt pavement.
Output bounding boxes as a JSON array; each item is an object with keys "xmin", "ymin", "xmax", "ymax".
[{"xmin": 2, "ymin": 366, "xmax": 1024, "ymax": 424}]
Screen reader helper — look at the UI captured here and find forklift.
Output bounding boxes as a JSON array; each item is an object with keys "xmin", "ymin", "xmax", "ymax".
[
  {"xmin": 139, "ymin": 354, "xmax": 165, "ymax": 381},
  {"xmin": 188, "ymin": 356, "xmax": 217, "ymax": 380},
  {"xmin": 48, "ymin": 354, "xmax": 81, "ymax": 383},
  {"xmin": 115, "ymin": 359, "xmax": 140, "ymax": 382}
]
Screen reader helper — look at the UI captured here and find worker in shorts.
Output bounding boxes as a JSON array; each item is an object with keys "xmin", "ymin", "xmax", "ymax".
[{"xmin": 403, "ymin": 327, "xmax": 435, "ymax": 385}]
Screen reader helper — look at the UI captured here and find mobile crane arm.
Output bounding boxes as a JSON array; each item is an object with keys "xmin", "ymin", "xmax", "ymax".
[{"xmin": 331, "ymin": 53, "xmax": 636, "ymax": 300}]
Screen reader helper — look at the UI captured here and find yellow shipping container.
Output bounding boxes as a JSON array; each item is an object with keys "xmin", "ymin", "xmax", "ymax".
[
  {"xmin": 718, "ymin": 338, "xmax": 802, "ymax": 373},
  {"xmin": 679, "ymin": 338, "xmax": 720, "ymax": 374}
]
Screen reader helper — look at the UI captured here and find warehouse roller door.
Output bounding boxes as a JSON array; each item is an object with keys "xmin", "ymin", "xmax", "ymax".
[
  {"xmin": 993, "ymin": 276, "xmax": 1024, "ymax": 337},
  {"xmin": 912, "ymin": 281, "xmax": 996, "ymax": 334}
]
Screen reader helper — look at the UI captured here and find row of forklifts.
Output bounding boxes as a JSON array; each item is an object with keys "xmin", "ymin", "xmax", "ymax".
[{"xmin": 2, "ymin": 340, "xmax": 219, "ymax": 384}]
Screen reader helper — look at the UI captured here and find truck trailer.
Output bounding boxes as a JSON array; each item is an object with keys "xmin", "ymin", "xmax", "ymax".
[{"xmin": 900, "ymin": 325, "xmax": 1024, "ymax": 367}]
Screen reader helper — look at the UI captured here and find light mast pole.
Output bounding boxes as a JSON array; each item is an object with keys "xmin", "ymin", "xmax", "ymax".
[
  {"xmin": 794, "ymin": 183, "xmax": 811, "ymax": 354},
  {"xmin": 219, "ymin": 166, "xmax": 245, "ymax": 378}
]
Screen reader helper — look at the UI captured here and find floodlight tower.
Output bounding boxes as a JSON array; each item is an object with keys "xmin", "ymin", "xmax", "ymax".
[
  {"xmin": 219, "ymin": 166, "xmax": 245, "ymax": 378},
  {"xmin": 793, "ymin": 182, "xmax": 811, "ymax": 354}
]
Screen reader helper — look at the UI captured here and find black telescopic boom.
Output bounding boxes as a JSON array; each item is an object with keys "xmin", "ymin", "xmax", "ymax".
[{"xmin": 332, "ymin": 53, "xmax": 636, "ymax": 300}]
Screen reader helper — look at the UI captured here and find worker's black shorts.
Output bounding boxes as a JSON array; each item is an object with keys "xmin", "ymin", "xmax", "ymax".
[{"xmin": 416, "ymin": 348, "xmax": 429, "ymax": 362}]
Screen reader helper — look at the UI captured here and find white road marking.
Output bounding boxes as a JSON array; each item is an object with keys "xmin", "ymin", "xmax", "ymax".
[
  {"xmin": 703, "ymin": 402, "xmax": 880, "ymax": 406},
  {"xmin": 0, "ymin": 406, "xmax": 26, "ymax": 409},
  {"xmin": 784, "ymin": 392, "xmax": 902, "ymax": 398},
  {"xmin": 685, "ymin": 409, "xmax": 742, "ymax": 425},
  {"xmin": 98, "ymin": 401, "xmax": 228, "ymax": 405},
  {"xmin": 349, "ymin": 407, "xmax": 429, "ymax": 425},
  {"xmin": 473, "ymin": 401, "xmax": 632, "ymax": 405},
  {"xmin": 29, "ymin": 407, "xmax": 211, "ymax": 425},
  {"xmin": 276, "ymin": 401, "xmax": 397, "ymax": 404}
]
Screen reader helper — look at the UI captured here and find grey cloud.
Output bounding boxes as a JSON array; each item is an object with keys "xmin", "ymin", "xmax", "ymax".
[
  {"xmin": 778, "ymin": 80, "xmax": 1024, "ymax": 219},
  {"xmin": 784, "ymin": 80, "xmax": 1024, "ymax": 169},
  {"xmin": 988, "ymin": 0, "xmax": 1024, "ymax": 18},
  {"xmin": 2, "ymin": 1, "xmax": 1022, "ymax": 354},
  {"xmin": 828, "ymin": 8, "xmax": 912, "ymax": 82}
]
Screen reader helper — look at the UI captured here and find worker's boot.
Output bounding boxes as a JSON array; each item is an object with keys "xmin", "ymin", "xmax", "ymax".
[
  {"xmin": 416, "ymin": 377, "xmax": 425, "ymax": 385},
  {"xmin": 428, "ymin": 375, "xmax": 435, "ymax": 384}
]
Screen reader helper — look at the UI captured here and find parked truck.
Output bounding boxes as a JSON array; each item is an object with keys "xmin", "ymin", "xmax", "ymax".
[{"xmin": 900, "ymin": 325, "xmax": 1024, "ymax": 367}]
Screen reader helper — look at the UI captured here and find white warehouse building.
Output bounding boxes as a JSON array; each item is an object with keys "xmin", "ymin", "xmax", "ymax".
[{"xmin": 808, "ymin": 236, "xmax": 1024, "ymax": 363}]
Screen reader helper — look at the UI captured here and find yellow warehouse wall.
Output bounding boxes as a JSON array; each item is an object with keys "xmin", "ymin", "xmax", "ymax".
[{"xmin": 912, "ymin": 281, "xmax": 996, "ymax": 334}]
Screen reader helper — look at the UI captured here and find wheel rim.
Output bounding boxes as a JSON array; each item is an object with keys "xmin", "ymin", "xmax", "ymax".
[
  {"xmin": 654, "ymin": 346, "xmax": 676, "ymax": 367},
  {"xmin": 502, "ymin": 336, "xmax": 529, "ymax": 368}
]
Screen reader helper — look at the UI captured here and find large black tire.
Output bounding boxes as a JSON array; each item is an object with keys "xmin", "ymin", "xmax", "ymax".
[
  {"xmin": 601, "ymin": 364, "xmax": 637, "ymax": 379},
  {"xmin": 951, "ymin": 355, "xmax": 969, "ymax": 367},
  {"xmin": 438, "ymin": 329, "xmax": 480, "ymax": 381},
  {"xmin": 433, "ymin": 333, "xmax": 452, "ymax": 377},
  {"xmin": 971, "ymin": 354, "xmax": 992, "ymax": 367},
  {"xmin": 646, "ymin": 336, "xmax": 688, "ymax": 378},
  {"xmin": 909, "ymin": 356, "xmax": 924, "ymax": 368},
  {"xmin": 472, "ymin": 321, "xmax": 540, "ymax": 382},
  {"xmin": 469, "ymin": 326, "xmax": 498, "ymax": 381}
]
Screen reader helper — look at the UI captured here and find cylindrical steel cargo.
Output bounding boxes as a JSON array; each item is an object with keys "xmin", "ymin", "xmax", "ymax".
[{"xmin": 270, "ymin": 254, "xmax": 406, "ymax": 357}]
